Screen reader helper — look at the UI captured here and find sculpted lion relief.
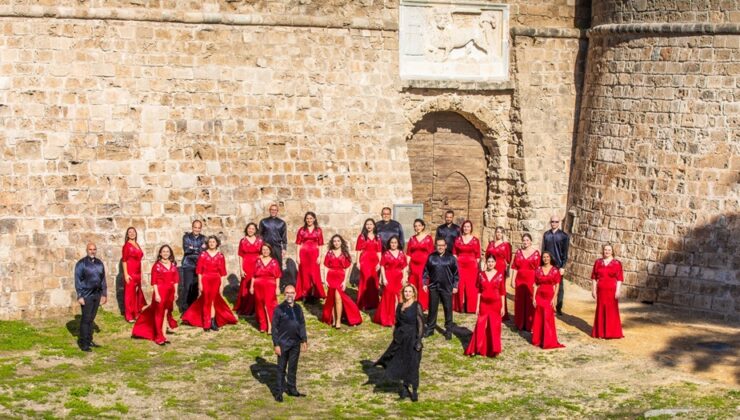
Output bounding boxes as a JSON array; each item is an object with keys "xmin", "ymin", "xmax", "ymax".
[{"xmin": 426, "ymin": 10, "xmax": 498, "ymax": 62}]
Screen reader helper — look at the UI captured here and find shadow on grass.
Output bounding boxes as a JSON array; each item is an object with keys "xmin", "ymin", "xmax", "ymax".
[
  {"xmin": 360, "ymin": 360, "xmax": 399, "ymax": 394},
  {"xmin": 652, "ymin": 330, "xmax": 740, "ymax": 385},
  {"xmin": 65, "ymin": 315, "xmax": 99, "ymax": 339},
  {"xmin": 557, "ymin": 312, "xmax": 592, "ymax": 336},
  {"xmin": 449, "ymin": 324, "xmax": 473, "ymax": 350},
  {"xmin": 223, "ymin": 274, "xmax": 240, "ymax": 305},
  {"xmin": 250, "ymin": 356, "xmax": 279, "ymax": 398}
]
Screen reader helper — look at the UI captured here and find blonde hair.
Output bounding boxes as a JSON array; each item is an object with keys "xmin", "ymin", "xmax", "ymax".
[{"xmin": 402, "ymin": 284, "xmax": 418, "ymax": 302}]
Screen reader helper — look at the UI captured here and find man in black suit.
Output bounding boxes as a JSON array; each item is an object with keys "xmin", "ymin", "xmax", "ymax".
[{"xmin": 272, "ymin": 285, "xmax": 308, "ymax": 401}]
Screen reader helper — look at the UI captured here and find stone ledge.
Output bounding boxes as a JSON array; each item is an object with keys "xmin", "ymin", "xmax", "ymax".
[
  {"xmin": 400, "ymin": 79, "xmax": 514, "ymax": 91},
  {"xmin": 0, "ymin": 5, "xmax": 398, "ymax": 31},
  {"xmin": 511, "ymin": 27, "xmax": 586, "ymax": 39},
  {"xmin": 589, "ymin": 22, "xmax": 740, "ymax": 37}
]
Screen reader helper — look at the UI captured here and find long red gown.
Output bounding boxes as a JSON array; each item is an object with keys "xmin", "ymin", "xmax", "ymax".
[
  {"xmin": 132, "ymin": 261, "xmax": 179, "ymax": 344},
  {"xmin": 355, "ymin": 233, "xmax": 382, "ymax": 310},
  {"xmin": 531, "ymin": 266, "xmax": 565, "ymax": 349},
  {"xmin": 406, "ymin": 234, "xmax": 434, "ymax": 311},
  {"xmin": 591, "ymin": 258, "xmax": 625, "ymax": 339},
  {"xmin": 233, "ymin": 236, "xmax": 263, "ymax": 316},
  {"xmin": 321, "ymin": 252, "xmax": 362, "ymax": 326},
  {"xmin": 465, "ymin": 270, "xmax": 506, "ymax": 357},
  {"xmin": 295, "ymin": 227, "xmax": 326, "ymax": 300},
  {"xmin": 373, "ymin": 250, "xmax": 408, "ymax": 327},
  {"xmin": 252, "ymin": 257, "xmax": 282, "ymax": 332},
  {"xmin": 181, "ymin": 252, "xmax": 237, "ymax": 328},
  {"xmin": 485, "ymin": 241, "xmax": 512, "ymax": 320},
  {"xmin": 512, "ymin": 249, "xmax": 540, "ymax": 331},
  {"xmin": 453, "ymin": 236, "xmax": 481, "ymax": 313},
  {"xmin": 122, "ymin": 242, "xmax": 147, "ymax": 321}
]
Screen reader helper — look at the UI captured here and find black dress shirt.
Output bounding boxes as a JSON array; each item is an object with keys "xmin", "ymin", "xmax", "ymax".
[
  {"xmin": 422, "ymin": 252, "xmax": 459, "ymax": 292},
  {"xmin": 435, "ymin": 223, "xmax": 461, "ymax": 253},
  {"xmin": 182, "ymin": 233, "xmax": 206, "ymax": 269},
  {"xmin": 542, "ymin": 229, "xmax": 570, "ymax": 268},
  {"xmin": 74, "ymin": 257, "xmax": 107, "ymax": 298},
  {"xmin": 272, "ymin": 301, "xmax": 308, "ymax": 348},
  {"xmin": 259, "ymin": 217, "xmax": 288, "ymax": 252},
  {"xmin": 376, "ymin": 219, "xmax": 405, "ymax": 250}
]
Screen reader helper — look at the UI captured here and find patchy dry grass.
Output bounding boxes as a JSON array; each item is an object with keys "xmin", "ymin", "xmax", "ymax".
[{"xmin": 0, "ymin": 299, "xmax": 737, "ymax": 419}]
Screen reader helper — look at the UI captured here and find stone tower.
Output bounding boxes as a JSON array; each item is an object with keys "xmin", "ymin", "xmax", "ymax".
[{"xmin": 568, "ymin": 1, "xmax": 739, "ymax": 320}]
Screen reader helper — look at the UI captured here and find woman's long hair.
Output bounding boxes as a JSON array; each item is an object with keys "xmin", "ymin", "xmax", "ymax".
[
  {"xmin": 157, "ymin": 244, "xmax": 177, "ymax": 265},
  {"xmin": 124, "ymin": 226, "xmax": 138, "ymax": 245},
  {"xmin": 303, "ymin": 211, "xmax": 319, "ymax": 230},
  {"xmin": 244, "ymin": 222, "xmax": 259, "ymax": 237},
  {"xmin": 361, "ymin": 218, "xmax": 377, "ymax": 239},
  {"xmin": 328, "ymin": 234, "xmax": 351, "ymax": 261}
]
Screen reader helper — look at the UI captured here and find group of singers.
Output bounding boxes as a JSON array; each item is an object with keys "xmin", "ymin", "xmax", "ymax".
[{"xmin": 74, "ymin": 204, "xmax": 625, "ymax": 355}]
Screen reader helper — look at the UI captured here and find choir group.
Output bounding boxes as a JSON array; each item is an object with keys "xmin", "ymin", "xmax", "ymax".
[{"xmin": 74, "ymin": 204, "xmax": 626, "ymax": 399}]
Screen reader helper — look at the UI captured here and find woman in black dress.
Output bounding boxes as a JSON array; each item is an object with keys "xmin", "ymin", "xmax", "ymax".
[{"xmin": 374, "ymin": 284, "xmax": 425, "ymax": 401}]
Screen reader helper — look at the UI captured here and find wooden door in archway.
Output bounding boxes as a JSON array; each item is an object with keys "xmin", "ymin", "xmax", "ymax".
[{"xmin": 408, "ymin": 112, "xmax": 487, "ymax": 237}]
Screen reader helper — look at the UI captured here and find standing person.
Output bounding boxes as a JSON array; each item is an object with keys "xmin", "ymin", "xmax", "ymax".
[
  {"xmin": 259, "ymin": 204, "xmax": 288, "ymax": 268},
  {"xmin": 531, "ymin": 252, "xmax": 565, "ymax": 349},
  {"xmin": 234, "ymin": 223, "xmax": 263, "ymax": 316},
  {"xmin": 181, "ymin": 236, "xmax": 237, "ymax": 331},
  {"xmin": 465, "ymin": 255, "xmax": 506, "ymax": 357},
  {"xmin": 591, "ymin": 244, "xmax": 625, "ymax": 339},
  {"xmin": 406, "ymin": 219, "xmax": 434, "ymax": 311},
  {"xmin": 321, "ymin": 235, "xmax": 363, "ymax": 328},
  {"xmin": 74, "ymin": 242, "xmax": 107, "ymax": 352},
  {"xmin": 435, "ymin": 210, "xmax": 460, "ymax": 255},
  {"xmin": 121, "ymin": 227, "xmax": 146, "ymax": 322},
  {"xmin": 374, "ymin": 284, "xmax": 425, "ymax": 402},
  {"xmin": 272, "ymin": 285, "xmax": 308, "ymax": 402},
  {"xmin": 422, "ymin": 239, "xmax": 459, "ymax": 340},
  {"xmin": 181, "ymin": 220, "xmax": 206, "ymax": 312},
  {"xmin": 452, "ymin": 220, "xmax": 481, "ymax": 314},
  {"xmin": 542, "ymin": 215, "xmax": 569, "ymax": 315},
  {"xmin": 132, "ymin": 245, "xmax": 180, "ymax": 345},
  {"xmin": 376, "ymin": 207, "xmax": 405, "ymax": 251},
  {"xmin": 295, "ymin": 212, "xmax": 326, "ymax": 301},
  {"xmin": 510, "ymin": 233, "xmax": 540, "ymax": 332},
  {"xmin": 252, "ymin": 243, "xmax": 282, "ymax": 333},
  {"xmin": 484, "ymin": 226, "xmax": 512, "ymax": 320},
  {"xmin": 355, "ymin": 218, "xmax": 382, "ymax": 310},
  {"xmin": 373, "ymin": 236, "xmax": 408, "ymax": 327}
]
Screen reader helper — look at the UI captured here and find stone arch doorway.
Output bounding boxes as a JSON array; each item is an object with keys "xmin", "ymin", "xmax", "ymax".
[{"xmin": 408, "ymin": 112, "xmax": 487, "ymax": 237}]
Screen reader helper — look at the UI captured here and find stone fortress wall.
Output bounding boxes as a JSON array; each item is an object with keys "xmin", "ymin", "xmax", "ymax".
[{"xmin": 0, "ymin": 0, "xmax": 735, "ymax": 321}]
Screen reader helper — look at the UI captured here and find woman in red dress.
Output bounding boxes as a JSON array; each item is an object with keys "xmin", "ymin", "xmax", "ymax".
[
  {"xmin": 295, "ymin": 212, "xmax": 326, "ymax": 301},
  {"xmin": 406, "ymin": 219, "xmax": 434, "ymax": 311},
  {"xmin": 465, "ymin": 255, "xmax": 506, "ymax": 357},
  {"xmin": 531, "ymin": 251, "xmax": 565, "ymax": 349},
  {"xmin": 132, "ymin": 245, "xmax": 179, "ymax": 345},
  {"xmin": 355, "ymin": 218, "xmax": 382, "ymax": 310},
  {"xmin": 373, "ymin": 236, "xmax": 408, "ymax": 327},
  {"xmin": 122, "ymin": 227, "xmax": 147, "ymax": 322},
  {"xmin": 591, "ymin": 244, "xmax": 625, "ymax": 339},
  {"xmin": 181, "ymin": 236, "xmax": 237, "ymax": 331},
  {"xmin": 452, "ymin": 220, "xmax": 481, "ymax": 313},
  {"xmin": 510, "ymin": 233, "xmax": 540, "ymax": 332},
  {"xmin": 322, "ymin": 235, "xmax": 363, "ymax": 328},
  {"xmin": 251, "ymin": 243, "xmax": 282, "ymax": 333},
  {"xmin": 484, "ymin": 226, "xmax": 512, "ymax": 320},
  {"xmin": 233, "ymin": 223, "xmax": 263, "ymax": 316}
]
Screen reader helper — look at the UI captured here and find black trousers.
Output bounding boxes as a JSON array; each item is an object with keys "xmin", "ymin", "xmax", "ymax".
[
  {"xmin": 426, "ymin": 288, "xmax": 453, "ymax": 332},
  {"xmin": 276, "ymin": 344, "xmax": 301, "ymax": 394},
  {"xmin": 79, "ymin": 295, "xmax": 101, "ymax": 348},
  {"xmin": 556, "ymin": 276, "xmax": 564, "ymax": 312},
  {"xmin": 180, "ymin": 267, "xmax": 199, "ymax": 312}
]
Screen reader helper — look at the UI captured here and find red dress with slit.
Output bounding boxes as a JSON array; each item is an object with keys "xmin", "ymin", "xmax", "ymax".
[
  {"xmin": 591, "ymin": 258, "xmax": 625, "ymax": 339},
  {"xmin": 132, "ymin": 261, "xmax": 179, "ymax": 344},
  {"xmin": 122, "ymin": 242, "xmax": 147, "ymax": 321},
  {"xmin": 252, "ymin": 257, "xmax": 282, "ymax": 332},
  {"xmin": 406, "ymin": 234, "xmax": 434, "ymax": 311},
  {"xmin": 321, "ymin": 252, "xmax": 362, "ymax": 326},
  {"xmin": 181, "ymin": 252, "xmax": 237, "ymax": 328},
  {"xmin": 485, "ymin": 241, "xmax": 512, "ymax": 320},
  {"xmin": 295, "ymin": 227, "xmax": 326, "ymax": 300},
  {"xmin": 453, "ymin": 236, "xmax": 481, "ymax": 313},
  {"xmin": 531, "ymin": 266, "xmax": 565, "ymax": 349},
  {"xmin": 373, "ymin": 250, "xmax": 407, "ymax": 327},
  {"xmin": 233, "ymin": 237, "xmax": 263, "ymax": 316},
  {"xmin": 465, "ymin": 270, "xmax": 506, "ymax": 357},
  {"xmin": 355, "ymin": 233, "xmax": 382, "ymax": 310},
  {"xmin": 512, "ymin": 249, "xmax": 540, "ymax": 331}
]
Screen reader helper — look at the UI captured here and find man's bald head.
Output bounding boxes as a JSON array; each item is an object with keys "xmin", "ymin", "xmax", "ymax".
[{"xmin": 86, "ymin": 242, "xmax": 97, "ymax": 258}]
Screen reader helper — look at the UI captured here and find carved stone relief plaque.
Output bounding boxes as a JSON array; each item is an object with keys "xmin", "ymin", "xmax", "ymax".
[{"xmin": 400, "ymin": 0, "xmax": 510, "ymax": 82}]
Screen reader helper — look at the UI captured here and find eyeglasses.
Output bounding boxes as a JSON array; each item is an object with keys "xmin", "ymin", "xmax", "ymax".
[{"xmin": 550, "ymin": 220, "xmax": 560, "ymax": 223}]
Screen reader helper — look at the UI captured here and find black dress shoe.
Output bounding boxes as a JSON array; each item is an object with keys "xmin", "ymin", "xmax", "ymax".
[
  {"xmin": 211, "ymin": 319, "xmax": 219, "ymax": 331},
  {"xmin": 556, "ymin": 310, "xmax": 563, "ymax": 316},
  {"xmin": 90, "ymin": 341, "xmax": 101, "ymax": 348},
  {"xmin": 80, "ymin": 347, "xmax": 92, "ymax": 352},
  {"xmin": 287, "ymin": 390, "xmax": 305, "ymax": 397},
  {"xmin": 422, "ymin": 329, "xmax": 434, "ymax": 338},
  {"xmin": 410, "ymin": 388, "xmax": 419, "ymax": 402},
  {"xmin": 274, "ymin": 394, "xmax": 283, "ymax": 402},
  {"xmin": 399, "ymin": 385, "xmax": 408, "ymax": 400}
]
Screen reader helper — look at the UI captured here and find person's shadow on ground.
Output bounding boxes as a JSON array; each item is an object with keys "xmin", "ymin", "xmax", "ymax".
[
  {"xmin": 65, "ymin": 315, "xmax": 99, "ymax": 340},
  {"xmin": 250, "ymin": 356, "xmax": 280, "ymax": 398},
  {"xmin": 359, "ymin": 360, "xmax": 399, "ymax": 394}
]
